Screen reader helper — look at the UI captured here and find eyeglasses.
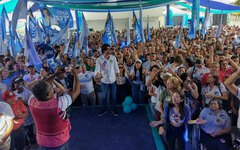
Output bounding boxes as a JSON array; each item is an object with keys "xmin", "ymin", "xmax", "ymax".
[{"xmin": 119, "ymin": 66, "xmax": 123, "ymax": 68}]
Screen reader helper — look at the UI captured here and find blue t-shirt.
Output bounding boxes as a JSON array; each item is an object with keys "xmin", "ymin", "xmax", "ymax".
[
  {"xmin": 199, "ymin": 108, "xmax": 231, "ymax": 134},
  {"xmin": 164, "ymin": 104, "xmax": 191, "ymax": 127}
]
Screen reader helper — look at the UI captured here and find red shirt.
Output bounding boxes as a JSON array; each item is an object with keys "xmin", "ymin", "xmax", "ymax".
[
  {"xmin": 201, "ymin": 71, "xmax": 225, "ymax": 85},
  {"xmin": 11, "ymin": 100, "xmax": 27, "ymax": 130}
]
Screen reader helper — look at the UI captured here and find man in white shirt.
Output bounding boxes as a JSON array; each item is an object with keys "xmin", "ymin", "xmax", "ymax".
[
  {"xmin": 95, "ymin": 44, "xmax": 120, "ymax": 116},
  {"xmin": 78, "ymin": 64, "xmax": 96, "ymax": 106},
  {"xmin": 0, "ymin": 101, "xmax": 14, "ymax": 150}
]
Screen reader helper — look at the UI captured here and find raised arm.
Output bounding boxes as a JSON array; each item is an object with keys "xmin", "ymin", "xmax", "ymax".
[
  {"xmin": 224, "ymin": 69, "xmax": 240, "ymax": 96},
  {"xmin": 69, "ymin": 69, "xmax": 80, "ymax": 101}
]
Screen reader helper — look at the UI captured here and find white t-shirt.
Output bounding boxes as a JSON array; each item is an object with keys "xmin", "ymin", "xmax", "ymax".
[
  {"xmin": 78, "ymin": 71, "xmax": 95, "ymax": 94},
  {"xmin": 95, "ymin": 55, "xmax": 120, "ymax": 84},
  {"xmin": 201, "ymin": 83, "xmax": 227, "ymax": 104},
  {"xmin": 187, "ymin": 66, "xmax": 210, "ymax": 81},
  {"xmin": 23, "ymin": 73, "xmax": 40, "ymax": 83},
  {"xmin": 14, "ymin": 88, "xmax": 32, "ymax": 104}
]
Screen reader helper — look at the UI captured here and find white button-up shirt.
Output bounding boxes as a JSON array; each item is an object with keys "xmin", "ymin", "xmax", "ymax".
[{"xmin": 95, "ymin": 55, "xmax": 119, "ymax": 84}]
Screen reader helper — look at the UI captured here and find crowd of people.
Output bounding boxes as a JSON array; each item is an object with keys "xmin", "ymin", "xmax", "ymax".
[{"xmin": 0, "ymin": 25, "xmax": 240, "ymax": 150}]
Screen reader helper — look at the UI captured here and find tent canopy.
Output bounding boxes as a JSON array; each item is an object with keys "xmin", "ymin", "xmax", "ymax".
[
  {"xmin": 32, "ymin": 0, "xmax": 177, "ymax": 12},
  {"xmin": 0, "ymin": 0, "xmax": 239, "ymax": 13}
]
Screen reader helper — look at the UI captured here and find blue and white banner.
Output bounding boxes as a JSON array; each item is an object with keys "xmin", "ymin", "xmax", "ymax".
[
  {"xmin": 133, "ymin": 11, "xmax": 142, "ymax": 43},
  {"xmin": 40, "ymin": 4, "xmax": 73, "ymax": 29}
]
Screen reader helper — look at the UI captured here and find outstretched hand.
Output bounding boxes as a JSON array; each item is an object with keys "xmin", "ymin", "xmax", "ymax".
[{"xmin": 149, "ymin": 120, "xmax": 164, "ymax": 127}]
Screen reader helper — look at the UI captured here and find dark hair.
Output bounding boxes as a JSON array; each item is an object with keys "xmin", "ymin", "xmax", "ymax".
[
  {"xmin": 102, "ymin": 43, "xmax": 111, "ymax": 54},
  {"xmin": 174, "ymin": 55, "xmax": 182, "ymax": 64},
  {"xmin": 31, "ymin": 80, "xmax": 49, "ymax": 101},
  {"xmin": 150, "ymin": 65, "xmax": 159, "ymax": 71},
  {"xmin": 168, "ymin": 91, "xmax": 186, "ymax": 120},
  {"xmin": 11, "ymin": 76, "xmax": 24, "ymax": 91},
  {"xmin": 42, "ymin": 67, "xmax": 50, "ymax": 74},
  {"xmin": 133, "ymin": 65, "xmax": 143, "ymax": 81},
  {"xmin": 209, "ymin": 99, "xmax": 223, "ymax": 110}
]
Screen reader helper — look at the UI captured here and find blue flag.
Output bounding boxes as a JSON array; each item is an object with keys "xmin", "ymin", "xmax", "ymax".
[
  {"xmin": 202, "ymin": 0, "xmax": 211, "ymax": 38},
  {"xmin": 102, "ymin": 12, "xmax": 117, "ymax": 47},
  {"xmin": 50, "ymin": 20, "xmax": 70, "ymax": 45},
  {"xmin": 63, "ymin": 32, "xmax": 72, "ymax": 55},
  {"xmin": 78, "ymin": 13, "xmax": 90, "ymax": 57},
  {"xmin": 126, "ymin": 17, "xmax": 131, "ymax": 46},
  {"xmin": 102, "ymin": 12, "xmax": 112, "ymax": 45},
  {"xmin": 0, "ymin": 36, "xmax": 7, "ymax": 55},
  {"xmin": 139, "ymin": 0, "xmax": 145, "ymax": 43},
  {"xmin": 15, "ymin": 33, "xmax": 23, "ymax": 54},
  {"xmin": 174, "ymin": 24, "xmax": 182, "ymax": 49},
  {"xmin": 189, "ymin": 1, "xmax": 196, "ymax": 39},
  {"xmin": 12, "ymin": 0, "xmax": 27, "ymax": 36},
  {"xmin": 0, "ymin": 6, "xmax": 9, "ymax": 41},
  {"xmin": 75, "ymin": 10, "xmax": 82, "ymax": 41},
  {"xmin": 8, "ymin": 21, "xmax": 16, "ymax": 56},
  {"xmin": 147, "ymin": 15, "xmax": 151, "ymax": 41},
  {"xmin": 34, "ymin": 21, "xmax": 44, "ymax": 44},
  {"xmin": 28, "ymin": 10, "xmax": 37, "ymax": 38},
  {"xmin": 166, "ymin": 5, "xmax": 173, "ymax": 27},
  {"xmin": 216, "ymin": 11, "xmax": 223, "ymax": 38},
  {"xmin": 111, "ymin": 15, "xmax": 118, "ymax": 45},
  {"xmin": 133, "ymin": 11, "xmax": 142, "ymax": 43},
  {"xmin": 24, "ymin": 24, "xmax": 42, "ymax": 72}
]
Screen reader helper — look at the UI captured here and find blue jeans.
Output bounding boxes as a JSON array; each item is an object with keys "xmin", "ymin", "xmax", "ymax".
[
  {"xmin": 38, "ymin": 141, "xmax": 70, "ymax": 150},
  {"xmin": 101, "ymin": 82, "xmax": 117, "ymax": 108}
]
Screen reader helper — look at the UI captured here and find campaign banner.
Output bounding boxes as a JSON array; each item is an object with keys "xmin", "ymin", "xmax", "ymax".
[{"xmin": 40, "ymin": 5, "xmax": 73, "ymax": 29}]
